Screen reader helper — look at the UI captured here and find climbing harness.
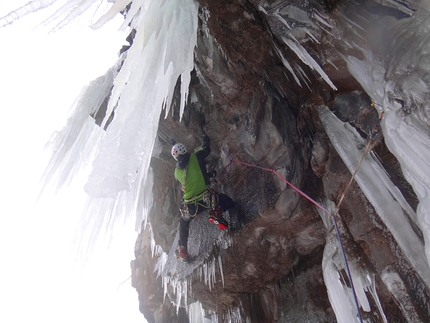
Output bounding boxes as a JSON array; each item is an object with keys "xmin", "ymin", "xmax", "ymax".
[
  {"xmin": 221, "ymin": 108, "xmax": 384, "ymax": 323},
  {"xmin": 180, "ymin": 188, "xmax": 218, "ymax": 219}
]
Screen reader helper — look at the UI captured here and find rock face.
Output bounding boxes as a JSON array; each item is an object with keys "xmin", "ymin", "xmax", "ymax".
[{"xmin": 131, "ymin": 1, "xmax": 429, "ymax": 322}]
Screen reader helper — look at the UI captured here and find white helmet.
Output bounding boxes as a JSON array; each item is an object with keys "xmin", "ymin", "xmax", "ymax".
[{"xmin": 171, "ymin": 143, "xmax": 187, "ymax": 160}]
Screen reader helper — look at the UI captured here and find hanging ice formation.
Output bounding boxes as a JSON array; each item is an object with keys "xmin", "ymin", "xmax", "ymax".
[
  {"xmin": 22, "ymin": 0, "xmax": 200, "ymax": 249},
  {"xmin": 0, "ymin": 0, "xmax": 57, "ymax": 27},
  {"xmin": 258, "ymin": 4, "xmax": 337, "ymax": 91},
  {"xmin": 317, "ymin": 2, "xmax": 430, "ymax": 319},
  {"xmin": 337, "ymin": 1, "xmax": 430, "ymax": 269},
  {"xmin": 319, "ymin": 108, "xmax": 429, "ymax": 322}
]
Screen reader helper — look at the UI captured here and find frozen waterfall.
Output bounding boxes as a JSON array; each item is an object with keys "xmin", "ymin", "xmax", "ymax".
[
  {"xmin": 30, "ymin": 0, "xmax": 199, "ymax": 245},
  {"xmin": 343, "ymin": 0, "xmax": 430, "ymax": 267},
  {"xmin": 4, "ymin": 0, "xmax": 430, "ymax": 322}
]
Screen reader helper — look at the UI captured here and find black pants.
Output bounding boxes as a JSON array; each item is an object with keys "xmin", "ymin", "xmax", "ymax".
[{"xmin": 178, "ymin": 193, "xmax": 235, "ymax": 248}]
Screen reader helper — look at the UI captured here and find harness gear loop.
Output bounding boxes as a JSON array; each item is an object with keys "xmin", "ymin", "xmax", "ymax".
[
  {"xmin": 179, "ymin": 201, "xmax": 191, "ymax": 219},
  {"xmin": 181, "ymin": 188, "xmax": 217, "ymax": 218}
]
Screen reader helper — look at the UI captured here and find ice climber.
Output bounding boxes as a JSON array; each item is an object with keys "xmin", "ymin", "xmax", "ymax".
[{"xmin": 171, "ymin": 134, "xmax": 235, "ymax": 262}]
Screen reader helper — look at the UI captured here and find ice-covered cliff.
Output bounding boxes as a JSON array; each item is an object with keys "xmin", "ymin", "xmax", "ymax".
[
  {"xmin": 4, "ymin": 0, "xmax": 430, "ymax": 322},
  {"xmin": 132, "ymin": 0, "xmax": 430, "ymax": 322}
]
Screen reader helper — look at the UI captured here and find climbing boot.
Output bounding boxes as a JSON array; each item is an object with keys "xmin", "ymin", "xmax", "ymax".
[
  {"xmin": 209, "ymin": 208, "xmax": 229, "ymax": 230},
  {"xmin": 175, "ymin": 245, "xmax": 189, "ymax": 262}
]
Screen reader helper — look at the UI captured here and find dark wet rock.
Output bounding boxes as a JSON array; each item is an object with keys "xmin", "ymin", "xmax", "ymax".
[{"xmin": 331, "ymin": 91, "xmax": 378, "ymax": 136}]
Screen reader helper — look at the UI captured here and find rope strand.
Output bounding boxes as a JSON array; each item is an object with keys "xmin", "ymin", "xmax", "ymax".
[
  {"xmin": 220, "ymin": 110, "xmax": 383, "ymax": 322},
  {"xmin": 221, "ymin": 138, "xmax": 374, "ymax": 323}
]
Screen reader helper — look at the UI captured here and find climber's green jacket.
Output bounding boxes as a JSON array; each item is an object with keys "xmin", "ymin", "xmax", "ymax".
[{"xmin": 174, "ymin": 135, "xmax": 211, "ymax": 203}]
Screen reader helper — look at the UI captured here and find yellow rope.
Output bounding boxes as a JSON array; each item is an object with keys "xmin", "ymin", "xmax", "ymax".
[{"xmin": 335, "ymin": 138, "xmax": 373, "ymax": 214}]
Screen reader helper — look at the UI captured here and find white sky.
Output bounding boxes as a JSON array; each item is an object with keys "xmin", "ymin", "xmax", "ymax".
[{"xmin": 0, "ymin": 2, "xmax": 147, "ymax": 323}]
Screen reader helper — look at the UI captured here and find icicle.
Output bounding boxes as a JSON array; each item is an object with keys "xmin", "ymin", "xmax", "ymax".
[
  {"xmin": 226, "ymin": 306, "xmax": 244, "ymax": 323},
  {"xmin": 210, "ymin": 312, "xmax": 219, "ymax": 323},
  {"xmin": 281, "ymin": 36, "xmax": 337, "ymax": 90},
  {"xmin": 0, "ymin": 0, "xmax": 57, "ymax": 27},
  {"xmin": 312, "ymin": 10, "xmax": 333, "ymax": 29},
  {"xmin": 305, "ymin": 29, "xmax": 320, "ymax": 44},
  {"xmin": 197, "ymin": 265, "xmax": 202, "ymax": 282},
  {"xmin": 91, "ymin": 0, "xmax": 132, "ymax": 29},
  {"xmin": 162, "ymin": 276, "xmax": 169, "ymax": 301},
  {"xmin": 373, "ymin": 0, "xmax": 414, "ymax": 16},
  {"xmin": 150, "ymin": 229, "xmax": 156, "ymax": 256},
  {"xmin": 188, "ymin": 301, "xmax": 206, "ymax": 323},
  {"xmin": 273, "ymin": 44, "xmax": 302, "ymax": 87},
  {"xmin": 154, "ymin": 249, "xmax": 168, "ymax": 278},
  {"xmin": 211, "ymin": 258, "xmax": 216, "ymax": 289},
  {"xmin": 294, "ymin": 63, "xmax": 312, "ymax": 91},
  {"xmin": 381, "ymin": 269, "xmax": 421, "ymax": 321},
  {"xmin": 322, "ymin": 231, "xmax": 362, "ymax": 323},
  {"xmin": 366, "ymin": 274, "xmax": 388, "ymax": 323},
  {"xmin": 218, "ymin": 255, "xmax": 225, "ymax": 288},
  {"xmin": 38, "ymin": 0, "xmax": 97, "ymax": 31},
  {"xmin": 175, "ymin": 279, "xmax": 182, "ymax": 312},
  {"xmin": 40, "ymin": 66, "xmax": 117, "ymax": 193},
  {"xmin": 257, "ymin": 5, "xmax": 268, "ymax": 16},
  {"xmin": 325, "ymin": 58, "xmax": 339, "ymax": 71},
  {"xmin": 183, "ymin": 279, "xmax": 188, "ymax": 312},
  {"xmin": 170, "ymin": 277, "xmax": 188, "ymax": 313},
  {"xmin": 274, "ymin": 12, "xmax": 291, "ymax": 29},
  {"xmin": 203, "ymin": 262, "xmax": 210, "ymax": 291}
]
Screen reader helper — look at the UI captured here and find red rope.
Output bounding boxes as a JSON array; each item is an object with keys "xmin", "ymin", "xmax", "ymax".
[
  {"xmin": 223, "ymin": 155, "xmax": 331, "ymax": 215},
  {"xmin": 221, "ymin": 148, "xmax": 369, "ymax": 323}
]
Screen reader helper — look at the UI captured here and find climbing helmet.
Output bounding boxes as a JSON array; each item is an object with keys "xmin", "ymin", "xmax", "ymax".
[{"xmin": 171, "ymin": 143, "xmax": 187, "ymax": 160}]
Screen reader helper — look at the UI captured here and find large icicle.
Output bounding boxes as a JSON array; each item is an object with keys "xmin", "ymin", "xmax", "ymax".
[
  {"xmin": 343, "ymin": 1, "xmax": 430, "ymax": 267},
  {"xmin": 322, "ymin": 236, "xmax": 363, "ymax": 323},
  {"xmin": 78, "ymin": 0, "xmax": 198, "ymax": 245},
  {"xmin": 319, "ymin": 106, "xmax": 430, "ymax": 290},
  {"xmin": 320, "ymin": 200, "xmax": 380, "ymax": 323},
  {"xmin": 41, "ymin": 65, "xmax": 118, "ymax": 193},
  {"xmin": 0, "ymin": 0, "xmax": 57, "ymax": 27},
  {"xmin": 280, "ymin": 36, "xmax": 337, "ymax": 91}
]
